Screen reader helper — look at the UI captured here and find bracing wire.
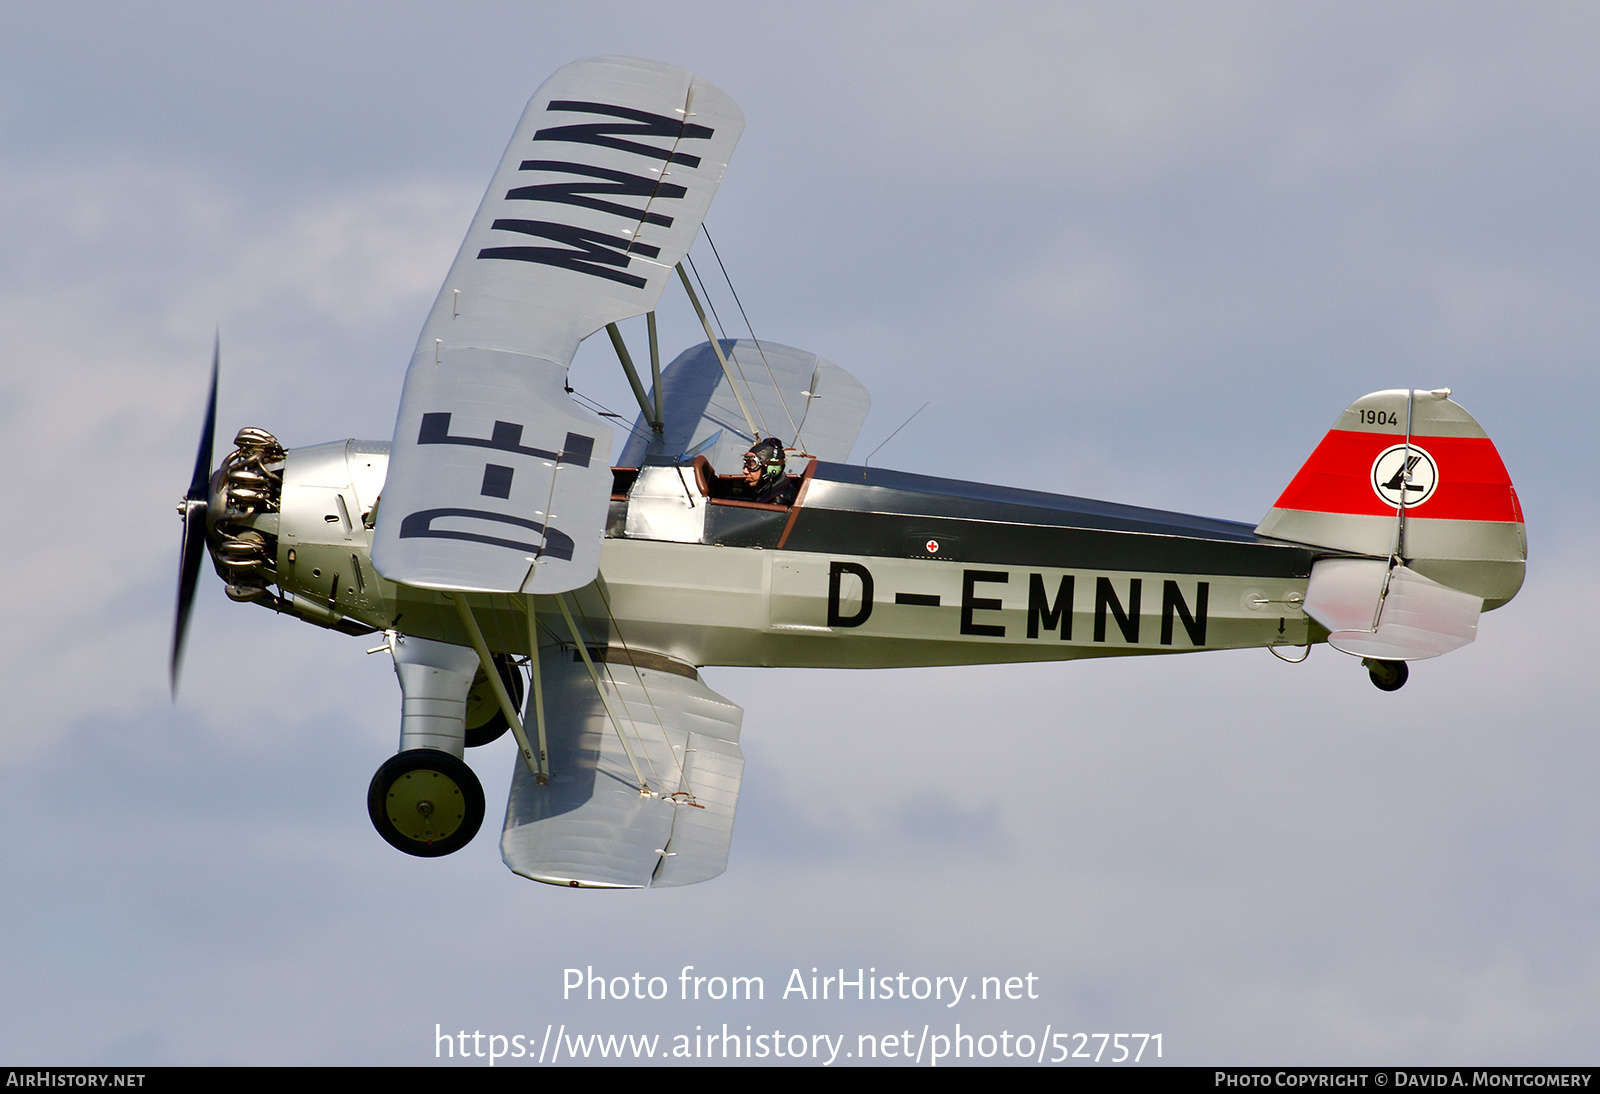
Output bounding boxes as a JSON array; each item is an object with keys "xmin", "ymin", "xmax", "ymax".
[
  {"xmin": 702, "ymin": 226, "xmax": 802, "ymax": 449},
  {"xmin": 685, "ymin": 252, "xmax": 730, "ymax": 341},
  {"xmin": 864, "ymin": 401, "xmax": 930, "ymax": 466},
  {"xmin": 592, "ymin": 578, "xmax": 690, "ymax": 795},
  {"xmin": 568, "ymin": 387, "xmax": 657, "ymax": 447},
  {"xmin": 555, "ymin": 592, "xmax": 653, "ymax": 793},
  {"xmin": 686, "ymin": 252, "xmax": 770, "ymax": 439},
  {"xmin": 570, "ymin": 591, "xmax": 667, "ymax": 791}
]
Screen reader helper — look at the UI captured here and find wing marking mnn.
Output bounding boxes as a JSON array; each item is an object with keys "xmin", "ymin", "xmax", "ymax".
[
  {"xmin": 533, "ymin": 99, "xmax": 713, "ymax": 166},
  {"xmin": 478, "ymin": 98, "xmax": 718, "ymax": 285},
  {"xmin": 479, "ymin": 221, "xmax": 660, "ymax": 288},
  {"xmin": 508, "ymin": 161, "xmax": 688, "ymax": 227}
]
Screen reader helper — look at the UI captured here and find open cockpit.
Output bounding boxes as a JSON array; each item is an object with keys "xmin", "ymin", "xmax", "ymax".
[{"xmin": 609, "ymin": 455, "xmax": 809, "ymax": 549}]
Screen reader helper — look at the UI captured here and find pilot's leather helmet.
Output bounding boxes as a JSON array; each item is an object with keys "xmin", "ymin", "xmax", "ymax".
[{"xmin": 745, "ymin": 437, "xmax": 786, "ymax": 486}]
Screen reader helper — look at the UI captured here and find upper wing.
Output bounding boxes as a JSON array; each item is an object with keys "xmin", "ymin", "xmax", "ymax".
[
  {"xmin": 501, "ymin": 648, "xmax": 744, "ymax": 888},
  {"xmin": 616, "ymin": 339, "xmax": 872, "ymax": 472},
  {"xmin": 372, "ymin": 58, "xmax": 744, "ymax": 594}
]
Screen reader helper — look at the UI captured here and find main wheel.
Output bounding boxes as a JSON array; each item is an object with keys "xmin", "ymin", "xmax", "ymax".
[
  {"xmin": 1364, "ymin": 658, "xmax": 1409, "ymax": 692},
  {"xmin": 463, "ymin": 654, "xmax": 524, "ymax": 748},
  {"xmin": 367, "ymin": 749, "xmax": 485, "ymax": 857}
]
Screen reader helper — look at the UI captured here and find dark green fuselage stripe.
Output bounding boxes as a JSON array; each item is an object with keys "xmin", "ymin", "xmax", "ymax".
[{"xmin": 777, "ymin": 509, "xmax": 1313, "ymax": 579}]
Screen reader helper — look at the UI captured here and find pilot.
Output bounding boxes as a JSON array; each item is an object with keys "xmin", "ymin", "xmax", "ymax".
[{"xmin": 742, "ymin": 437, "xmax": 791, "ymax": 505}]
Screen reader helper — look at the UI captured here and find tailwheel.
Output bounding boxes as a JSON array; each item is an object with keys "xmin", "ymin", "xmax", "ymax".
[
  {"xmin": 1364, "ymin": 658, "xmax": 1409, "ymax": 692},
  {"xmin": 463, "ymin": 654, "xmax": 524, "ymax": 747},
  {"xmin": 367, "ymin": 749, "xmax": 485, "ymax": 857}
]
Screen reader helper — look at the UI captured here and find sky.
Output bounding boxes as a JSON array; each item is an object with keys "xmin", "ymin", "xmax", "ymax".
[{"xmin": 3, "ymin": 1, "xmax": 1599, "ymax": 1067}]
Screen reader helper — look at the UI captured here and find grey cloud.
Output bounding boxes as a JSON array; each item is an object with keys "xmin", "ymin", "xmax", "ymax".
[{"xmin": 2, "ymin": 1, "xmax": 1595, "ymax": 1065}]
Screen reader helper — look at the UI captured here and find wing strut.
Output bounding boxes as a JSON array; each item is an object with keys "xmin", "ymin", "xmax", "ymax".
[
  {"xmin": 555, "ymin": 592, "xmax": 654, "ymax": 795},
  {"xmin": 451, "ymin": 594, "xmax": 547, "ymax": 782},
  {"xmin": 647, "ymin": 311, "xmax": 664, "ymax": 434},
  {"xmin": 522, "ymin": 597, "xmax": 551, "ymax": 781},
  {"xmin": 676, "ymin": 263, "xmax": 761, "ymax": 441},
  {"xmin": 606, "ymin": 323, "xmax": 660, "ymax": 433}
]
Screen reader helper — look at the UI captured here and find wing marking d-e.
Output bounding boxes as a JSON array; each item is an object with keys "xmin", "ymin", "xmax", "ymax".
[
  {"xmin": 501, "ymin": 648, "xmax": 744, "ymax": 888},
  {"xmin": 373, "ymin": 58, "xmax": 744, "ymax": 593}
]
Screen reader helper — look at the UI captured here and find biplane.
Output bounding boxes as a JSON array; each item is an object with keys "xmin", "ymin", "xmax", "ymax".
[{"xmin": 171, "ymin": 58, "xmax": 1526, "ymax": 888}]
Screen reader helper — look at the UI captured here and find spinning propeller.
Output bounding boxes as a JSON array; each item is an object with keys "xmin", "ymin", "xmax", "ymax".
[{"xmin": 170, "ymin": 335, "xmax": 219, "ymax": 698}]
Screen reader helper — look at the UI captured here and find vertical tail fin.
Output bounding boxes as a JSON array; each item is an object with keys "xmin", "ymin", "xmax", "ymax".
[{"xmin": 1259, "ymin": 389, "xmax": 1524, "ymax": 609}]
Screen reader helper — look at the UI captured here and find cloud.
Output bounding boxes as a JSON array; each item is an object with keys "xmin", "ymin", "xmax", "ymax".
[
  {"xmin": 0, "ymin": 160, "xmax": 473, "ymax": 757},
  {"xmin": 2, "ymin": 3, "xmax": 1597, "ymax": 1064}
]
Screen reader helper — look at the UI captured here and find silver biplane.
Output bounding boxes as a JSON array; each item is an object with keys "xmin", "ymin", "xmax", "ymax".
[{"xmin": 171, "ymin": 58, "xmax": 1526, "ymax": 889}]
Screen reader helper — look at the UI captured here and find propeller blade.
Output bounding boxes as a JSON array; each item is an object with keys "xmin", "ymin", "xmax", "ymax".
[
  {"xmin": 171, "ymin": 336, "xmax": 219, "ymax": 698},
  {"xmin": 188, "ymin": 334, "xmax": 219, "ymax": 503}
]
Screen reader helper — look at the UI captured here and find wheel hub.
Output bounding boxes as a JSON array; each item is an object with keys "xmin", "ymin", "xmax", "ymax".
[{"xmin": 384, "ymin": 769, "xmax": 467, "ymax": 842}]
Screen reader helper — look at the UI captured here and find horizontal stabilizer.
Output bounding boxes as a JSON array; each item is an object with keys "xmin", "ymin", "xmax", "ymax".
[
  {"xmin": 1304, "ymin": 558, "xmax": 1481, "ymax": 661},
  {"xmin": 373, "ymin": 59, "xmax": 744, "ymax": 594},
  {"xmin": 501, "ymin": 649, "xmax": 744, "ymax": 888},
  {"xmin": 618, "ymin": 340, "xmax": 870, "ymax": 471}
]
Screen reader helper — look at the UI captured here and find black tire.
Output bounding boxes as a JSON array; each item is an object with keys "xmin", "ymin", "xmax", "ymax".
[
  {"xmin": 1365, "ymin": 658, "xmax": 1409, "ymax": 692},
  {"xmin": 367, "ymin": 749, "xmax": 485, "ymax": 857},
  {"xmin": 463, "ymin": 654, "xmax": 523, "ymax": 748}
]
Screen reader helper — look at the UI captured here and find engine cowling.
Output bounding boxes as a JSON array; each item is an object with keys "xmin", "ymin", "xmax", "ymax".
[{"xmin": 207, "ymin": 429, "xmax": 392, "ymax": 635}]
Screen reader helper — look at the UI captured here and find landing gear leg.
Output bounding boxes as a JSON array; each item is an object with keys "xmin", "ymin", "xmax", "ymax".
[
  {"xmin": 367, "ymin": 749, "xmax": 485, "ymax": 857},
  {"xmin": 1363, "ymin": 658, "xmax": 1409, "ymax": 692}
]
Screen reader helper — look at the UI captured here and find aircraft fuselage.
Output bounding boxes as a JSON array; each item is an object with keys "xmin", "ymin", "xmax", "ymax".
[{"xmin": 217, "ymin": 441, "xmax": 1322, "ymax": 670}]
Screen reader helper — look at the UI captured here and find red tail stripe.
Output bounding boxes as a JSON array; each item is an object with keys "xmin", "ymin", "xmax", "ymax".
[{"xmin": 1273, "ymin": 430, "xmax": 1518, "ymax": 521}]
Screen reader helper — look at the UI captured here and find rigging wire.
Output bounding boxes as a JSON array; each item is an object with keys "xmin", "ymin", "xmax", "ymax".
[
  {"xmin": 528, "ymin": 603, "xmax": 561, "ymax": 649},
  {"xmin": 686, "ymin": 252, "xmax": 770, "ymax": 439},
  {"xmin": 592, "ymin": 577, "xmax": 691, "ymax": 796},
  {"xmin": 685, "ymin": 251, "xmax": 730, "ymax": 341},
  {"xmin": 570, "ymin": 590, "xmax": 667, "ymax": 792},
  {"xmin": 864, "ymin": 401, "xmax": 930, "ymax": 466},
  {"xmin": 567, "ymin": 386, "xmax": 657, "ymax": 447},
  {"xmin": 701, "ymin": 226, "xmax": 802, "ymax": 449},
  {"xmin": 555, "ymin": 592, "xmax": 654, "ymax": 793}
]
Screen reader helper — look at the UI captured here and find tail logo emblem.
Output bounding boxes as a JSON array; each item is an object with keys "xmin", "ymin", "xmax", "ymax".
[{"xmin": 1371, "ymin": 444, "xmax": 1439, "ymax": 508}]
